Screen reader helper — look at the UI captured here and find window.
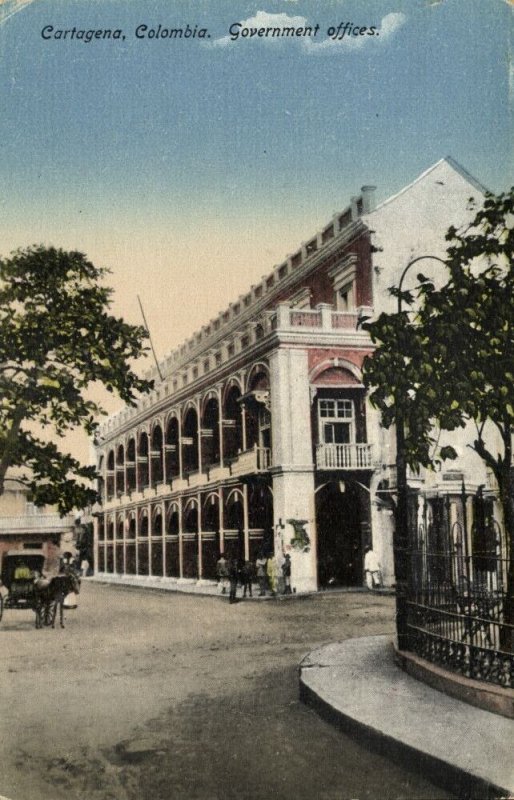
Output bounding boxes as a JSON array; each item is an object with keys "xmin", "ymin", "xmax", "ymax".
[{"xmin": 319, "ymin": 399, "xmax": 354, "ymax": 444}]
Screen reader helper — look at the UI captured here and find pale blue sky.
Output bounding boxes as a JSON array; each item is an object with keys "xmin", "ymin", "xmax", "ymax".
[{"xmin": 1, "ymin": 0, "xmax": 512, "ymax": 365}]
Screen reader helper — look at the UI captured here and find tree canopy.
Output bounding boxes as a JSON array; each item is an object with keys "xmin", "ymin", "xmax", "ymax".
[
  {"xmin": 364, "ymin": 187, "xmax": 514, "ymax": 495},
  {"xmin": 363, "ymin": 187, "xmax": 514, "ymax": 633},
  {"xmin": 0, "ymin": 245, "xmax": 153, "ymax": 513}
]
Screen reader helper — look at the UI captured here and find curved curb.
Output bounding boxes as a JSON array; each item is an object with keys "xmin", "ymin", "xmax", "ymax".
[{"xmin": 299, "ymin": 638, "xmax": 513, "ymax": 800}]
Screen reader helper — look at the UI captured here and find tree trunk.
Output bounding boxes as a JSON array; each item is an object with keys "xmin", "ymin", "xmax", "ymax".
[{"xmin": 0, "ymin": 405, "xmax": 26, "ymax": 497}]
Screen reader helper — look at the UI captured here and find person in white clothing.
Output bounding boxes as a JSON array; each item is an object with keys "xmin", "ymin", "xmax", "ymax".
[{"xmin": 364, "ymin": 546, "xmax": 381, "ymax": 590}]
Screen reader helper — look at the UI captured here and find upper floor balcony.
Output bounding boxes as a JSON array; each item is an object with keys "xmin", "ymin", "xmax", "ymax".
[
  {"xmin": 271, "ymin": 302, "xmax": 372, "ymax": 336},
  {"xmin": 316, "ymin": 443, "xmax": 375, "ymax": 471},
  {"xmin": 227, "ymin": 445, "xmax": 271, "ymax": 478}
]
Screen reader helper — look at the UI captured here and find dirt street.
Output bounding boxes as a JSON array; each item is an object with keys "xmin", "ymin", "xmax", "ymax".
[{"xmin": 0, "ymin": 582, "xmax": 453, "ymax": 800}]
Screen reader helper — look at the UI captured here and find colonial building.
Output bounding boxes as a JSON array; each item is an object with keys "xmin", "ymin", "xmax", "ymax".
[{"xmin": 93, "ymin": 157, "xmax": 493, "ymax": 593}]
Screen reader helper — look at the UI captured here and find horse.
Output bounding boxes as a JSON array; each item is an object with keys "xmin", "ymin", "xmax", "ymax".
[{"xmin": 33, "ymin": 571, "xmax": 81, "ymax": 629}]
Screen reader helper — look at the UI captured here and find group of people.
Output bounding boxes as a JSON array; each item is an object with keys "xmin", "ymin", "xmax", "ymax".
[{"xmin": 216, "ymin": 552, "xmax": 292, "ymax": 603}]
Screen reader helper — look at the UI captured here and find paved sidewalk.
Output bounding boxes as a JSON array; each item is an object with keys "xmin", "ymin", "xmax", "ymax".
[
  {"xmin": 300, "ymin": 636, "xmax": 514, "ymax": 800},
  {"xmin": 91, "ymin": 574, "xmax": 390, "ymax": 600}
]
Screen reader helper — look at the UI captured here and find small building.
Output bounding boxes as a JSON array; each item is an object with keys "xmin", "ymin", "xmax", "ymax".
[
  {"xmin": 93, "ymin": 157, "xmax": 495, "ymax": 593},
  {"xmin": 0, "ymin": 474, "xmax": 76, "ymax": 575}
]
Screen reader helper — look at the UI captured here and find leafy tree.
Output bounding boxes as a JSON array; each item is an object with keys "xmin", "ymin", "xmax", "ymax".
[
  {"xmin": 363, "ymin": 188, "xmax": 514, "ymax": 642},
  {"xmin": 0, "ymin": 245, "xmax": 153, "ymax": 513}
]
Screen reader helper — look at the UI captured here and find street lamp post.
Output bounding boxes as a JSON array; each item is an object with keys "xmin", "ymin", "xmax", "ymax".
[{"xmin": 394, "ymin": 255, "xmax": 447, "ymax": 651}]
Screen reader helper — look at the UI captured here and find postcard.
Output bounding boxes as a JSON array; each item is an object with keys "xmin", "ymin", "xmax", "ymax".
[{"xmin": 0, "ymin": 1, "xmax": 512, "ymax": 799}]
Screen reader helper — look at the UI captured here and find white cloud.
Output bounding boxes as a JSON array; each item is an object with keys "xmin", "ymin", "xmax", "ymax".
[
  {"xmin": 211, "ymin": 10, "xmax": 309, "ymax": 48},
  {"xmin": 304, "ymin": 12, "xmax": 407, "ymax": 56}
]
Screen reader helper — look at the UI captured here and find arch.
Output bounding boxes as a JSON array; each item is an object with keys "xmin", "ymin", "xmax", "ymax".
[
  {"xmin": 226, "ymin": 487, "xmax": 244, "ymax": 506},
  {"xmin": 223, "ymin": 384, "xmax": 243, "ymax": 459},
  {"xmin": 222, "ymin": 375, "xmax": 244, "ymax": 406},
  {"xmin": 164, "ymin": 408, "xmax": 181, "ymax": 427},
  {"xmin": 126, "ymin": 437, "xmax": 137, "ymax": 492},
  {"xmin": 246, "ymin": 362, "xmax": 270, "ymax": 392},
  {"xmin": 166, "ymin": 502, "xmax": 180, "ymax": 536},
  {"xmin": 201, "ymin": 395, "xmax": 221, "ymax": 469},
  {"xmin": 138, "ymin": 508, "xmax": 149, "ymax": 537},
  {"xmin": 126, "ymin": 512, "xmax": 136, "ymax": 539},
  {"xmin": 106, "ymin": 450, "xmax": 115, "ymax": 500},
  {"xmin": 182, "ymin": 398, "xmax": 199, "ymax": 418},
  {"xmin": 201, "ymin": 388, "xmax": 221, "ymax": 414},
  {"xmin": 165, "ymin": 416, "xmax": 180, "ymax": 480},
  {"xmin": 309, "ymin": 358, "xmax": 362, "ymax": 386},
  {"xmin": 224, "ymin": 489, "xmax": 244, "ymax": 532},
  {"xmin": 315, "ymin": 480, "xmax": 368, "ymax": 588},
  {"xmin": 137, "ymin": 431, "xmax": 149, "ymax": 490},
  {"xmin": 203, "ymin": 493, "xmax": 220, "ymax": 532},
  {"xmin": 184, "ymin": 504, "xmax": 199, "ymax": 534},
  {"xmin": 182, "ymin": 407, "xmax": 199, "ymax": 473},
  {"xmin": 183, "ymin": 496, "xmax": 199, "ymax": 515},
  {"xmin": 151, "ymin": 424, "xmax": 164, "ymax": 485},
  {"xmin": 115, "ymin": 444, "xmax": 125, "ymax": 496}
]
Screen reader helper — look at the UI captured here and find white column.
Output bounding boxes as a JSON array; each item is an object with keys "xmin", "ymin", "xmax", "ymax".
[{"xmin": 269, "ymin": 347, "xmax": 317, "ymax": 593}]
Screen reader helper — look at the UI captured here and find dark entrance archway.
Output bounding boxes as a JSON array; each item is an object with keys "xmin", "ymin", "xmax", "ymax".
[{"xmin": 315, "ymin": 480, "xmax": 368, "ymax": 588}]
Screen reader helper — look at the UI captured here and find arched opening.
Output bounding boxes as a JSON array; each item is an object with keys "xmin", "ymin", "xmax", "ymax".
[
  {"xmin": 138, "ymin": 510, "xmax": 149, "ymax": 576},
  {"xmin": 183, "ymin": 502, "xmax": 199, "ymax": 578},
  {"xmin": 137, "ymin": 432, "xmax": 149, "ymax": 490},
  {"xmin": 125, "ymin": 514, "xmax": 136, "ymax": 575},
  {"xmin": 202, "ymin": 494, "xmax": 220, "ymax": 580},
  {"xmin": 165, "ymin": 417, "xmax": 180, "ymax": 481},
  {"xmin": 244, "ymin": 368, "xmax": 271, "ymax": 451},
  {"xmin": 315, "ymin": 480, "xmax": 368, "ymax": 588},
  {"xmin": 151, "ymin": 425, "xmax": 164, "ymax": 486},
  {"xmin": 201, "ymin": 397, "xmax": 220, "ymax": 470},
  {"xmin": 224, "ymin": 492, "xmax": 244, "ymax": 561},
  {"xmin": 106, "ymin": 451, "xmax": 115, "ymax": 500},
  {"xmin": 126, "ymin": 438, "xmax": 137, "ymax": 492},
  {"xmin": 116, "ymin": 444, "xmax": 125, "ymax": 496},
  {"xmin": 248, "ymin": 481, "xmax": 274, "ymax": 560},
  {"xmin": 116, "ymin": 516, "xmax": 124, "ymax": 574},
  {"xmin": 182, "ymin": 408, "xmax": 199, "ymax": 474},
  {"xmin": 223, "ymin": 385, "xmax": 243, "ymax": 460},
  {"xmin": 165, "ymin": 504, "xmax": 180, "ymax": 577},
  {"xmin": 151, "ymin": 509, "xmax": 164, "ymax": 576}
]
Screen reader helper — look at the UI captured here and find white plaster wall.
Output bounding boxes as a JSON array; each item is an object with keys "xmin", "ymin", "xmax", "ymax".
[{"xmin": 269, "ymin": 347, "xmax": 317, "ymax": 592}]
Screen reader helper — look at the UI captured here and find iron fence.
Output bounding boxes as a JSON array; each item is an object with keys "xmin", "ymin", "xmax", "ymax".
[{"xmin": 405, "ymin": 487, "xmax": 514, "ymax": 688}]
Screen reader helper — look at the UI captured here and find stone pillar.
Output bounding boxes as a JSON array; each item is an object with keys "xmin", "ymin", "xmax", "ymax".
[
  {"xmin": 243, "ymin": 483, "xmax": 250, "ymax": 561},
  {"xmin": 269, "ymin": 347, "xmax": 317, "ymax": 593}
]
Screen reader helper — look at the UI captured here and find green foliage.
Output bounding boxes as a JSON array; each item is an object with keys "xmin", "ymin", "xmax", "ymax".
[
  {"xmin": 0, "ymin": 245, "xmax": 153, "ymax": 513},
  {"xmin": 363, "ymin": 187, "xmax": 514, "ymax": 492}
]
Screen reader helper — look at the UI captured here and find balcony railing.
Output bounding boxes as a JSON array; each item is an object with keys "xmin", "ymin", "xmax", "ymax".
[
  {"xmin": 228, "ymin": 445, "xmax": 271, "ymax": 477},
  {"xmin": 316, "ymin": 443, "xmax": 374, "ymax": 470},
  {"xmin": 0, "ymin": 513, "xmax": 75, "ymax": 532}
]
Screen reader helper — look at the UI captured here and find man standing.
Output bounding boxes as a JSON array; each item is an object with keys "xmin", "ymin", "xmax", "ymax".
[
  {"xmin": 228, "ymin": 558, "xmax": 240, "ymax": 604},
  {"xmin": 255, "ymin": 552, "xmax": 268, "ymax": 596},
  {"xmin": 364, "ymin": 546, "xmax": 381, "ymax": 590},
  {"xmin": 216, "ymin": 553, "xmax": 229, "ymax": 594},
  {"xmin": 282, "ymin": 553, "xmax": 292, "ymax": 594}
]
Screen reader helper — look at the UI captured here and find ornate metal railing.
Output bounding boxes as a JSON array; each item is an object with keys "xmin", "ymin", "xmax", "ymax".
[{"xmin": 404, "ymin": 489, "xmax": 513, "ymax": 687}]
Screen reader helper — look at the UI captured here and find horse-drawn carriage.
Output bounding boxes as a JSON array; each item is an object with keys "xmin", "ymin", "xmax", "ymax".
[{"xmin": 0, "ymin": 549, "xmax": 80, "ymax": 627}]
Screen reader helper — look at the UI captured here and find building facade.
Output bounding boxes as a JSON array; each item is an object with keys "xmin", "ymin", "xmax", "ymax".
[
  {"xmin": 94, "ymin": 158, "xmax": 498, "ymax": 593},
  {"xmin": 0, "ymin": 475, "xmax": 76, "ymax": 574}
]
